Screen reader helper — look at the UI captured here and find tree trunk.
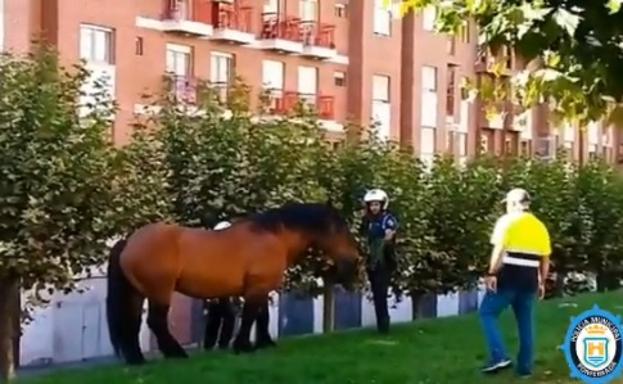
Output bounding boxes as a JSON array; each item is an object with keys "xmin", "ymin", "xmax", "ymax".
[
  {"xmin": 411, "ymin": 293, "xmax": 422, "ymax": 320},
  {"xmin": 0, "ymin": 277, "xmax": 18, "ymax": 383},
  {"xmin": 322, "ymin": 284, "xmax": 335, "ymax": 333}
]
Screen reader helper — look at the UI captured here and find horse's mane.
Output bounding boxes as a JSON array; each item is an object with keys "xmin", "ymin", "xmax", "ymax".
[{"xmin": 247, "ymin": 202, "xmax": 349, "ymax": 235}]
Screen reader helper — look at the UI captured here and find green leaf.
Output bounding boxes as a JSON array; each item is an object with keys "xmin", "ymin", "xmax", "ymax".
[{"xmin": 553, "ymin": 8, "xmax": 581, "ymax": 37}]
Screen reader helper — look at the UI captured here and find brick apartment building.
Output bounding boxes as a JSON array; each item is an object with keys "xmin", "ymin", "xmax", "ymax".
[{"xmin": 0, "ymin": 0, "xmax": 620, "ymax": 165}]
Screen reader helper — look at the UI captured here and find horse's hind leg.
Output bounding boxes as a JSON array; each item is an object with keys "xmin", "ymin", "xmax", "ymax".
[{"xmin": 147, "ymin": 300, "xmax": 188, "ymax": 359}]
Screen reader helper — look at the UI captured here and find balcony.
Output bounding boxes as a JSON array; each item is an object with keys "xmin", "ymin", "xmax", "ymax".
[
  {"xmin": 258, "ymin": 14, "xmax": 304, "ymax": 54},
  {"xmin": 211, "ymin": 2, "xmax": 255, "ymax": 44},
  {"xmin": 169, "ymin": 75, "xmax": 197, "ymax": 104},
  {"xmin": 159, "ymin": 0, "xmax": 213, "ymax": 37},
  {"xmin": 269, "ymin": 91, "xmax": 335, "ymax": 120},
  {"xmin": 300, "ymin": 21, "xmax": 337, "ymax": 60}
]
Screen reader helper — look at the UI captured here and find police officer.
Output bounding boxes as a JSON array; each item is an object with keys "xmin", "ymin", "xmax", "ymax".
[
  {"xmin": 361, "ymin": 188, "xmax": 398, "ymax": 334},
  {"xmin": 203, "ymin": 220, "xmax": 237, "ymax": 350},
  {"xmin": 479, "ymin": 188, "xmax": 551, "ymax": 378}
]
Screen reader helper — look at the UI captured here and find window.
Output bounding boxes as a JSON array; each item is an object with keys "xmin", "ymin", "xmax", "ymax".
[
  {"xmin": 480, "ymin": 134, "xmax": 490, "ymax": 153},
  {"xmin": 335, "ymin": 3, "xmax": 347, "ymax": 18},
  {"xmin": 589, "ymin": 144, "xmax": 599, "ymax": 160},
  {"xmin": 422, "ymin": 5, "xmax": 436, "ymax": 31},
  {"xmin": 262, "ymin": 59, "xmax": 284, "ymax": 91},
  {"xmin": 135, "ymin": 37, "xmax": 144, "ymax": 56},
  {"xmin": 421, "ymin": 127, "xmax": 437, "ymax": 159},
  {"xmin": 334, "ymin": 71, "xmax": 346, "ymax": 87},
  {"xmin": 211, "ymin": 52, "xmax": 234, "ymax": 84},
  {"xmin": 211, "ymin": 52, "xmax": 234, "ymax": 102},
  {"xmin": 459, "ymin": 21, "xmax": 470, "ymax": 43},
  {"xmin": 421, "ymin": 66, "xmax": 438, "ymax": 127},
  {"xmin": 446, "ymin": 65, "xmax": 457, "ymax": 117},
  {"xmin": 372, "ymin": 74, "xmax": 391, "ymax": 140},
  {"xmin": 80, "ymin": 24, "xmax": 114, "ymax": 64},
  {"xmin": 166, "ymin": 44, "xmax": 191, "ymax": 76},
  {"xmin": 263, "ymin": 0, "xmax": 279, "ymax": 14},
  {"xmin": 520, "ymin": 140, "xmax": 531, "ymax": 157},
  {"xmin": 299, "ymin": 0, "xmax": 317, "ymax": 21},
  {"xmin": 372, "ymin": 74, "xmax": 390, "ymax": 102},
  {"xmin": 298, "ymin": 66, "xmax": 318, "ymax": 105},
  {"xmin": 373, "ymin": 0, "xmax": 391, "ymax": 36},
  {"xmin": 457, "ymin": 132, "xmax": 468, "ymax": 157}
]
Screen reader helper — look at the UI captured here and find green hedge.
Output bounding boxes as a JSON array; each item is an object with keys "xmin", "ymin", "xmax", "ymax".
[{"xmin": 127, "ymin": 83, "xmax": 623, "ymax": 299}]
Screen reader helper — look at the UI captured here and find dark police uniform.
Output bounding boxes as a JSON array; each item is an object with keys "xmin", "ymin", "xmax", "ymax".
[{"xmin": 362, "ymin": 212, "xmax": 398, "ymax": 334}]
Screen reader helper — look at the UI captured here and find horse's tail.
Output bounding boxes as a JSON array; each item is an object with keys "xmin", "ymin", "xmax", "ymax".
[{"xmin": 106, "ymin": 238, "xmax": 143, "ymax": 361}]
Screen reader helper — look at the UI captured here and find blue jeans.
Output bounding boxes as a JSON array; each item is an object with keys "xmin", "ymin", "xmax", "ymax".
[{"xmin": 479, "ymin": 289, "xmax": 536, "ymax": 374}]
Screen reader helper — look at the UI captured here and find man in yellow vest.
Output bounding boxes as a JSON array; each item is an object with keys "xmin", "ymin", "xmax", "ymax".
[{"xmin": 479, "ymin": 188, "xmax": 552, "ymax": 378}]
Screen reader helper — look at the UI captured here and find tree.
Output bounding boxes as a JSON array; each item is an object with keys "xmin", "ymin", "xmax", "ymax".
[
  {"xmin": 0, "ymin": 46, "xmax": 120, "ymax": 381},
  {"xmin": 388, "ymin": 0, "xmax": 623, "ymax": 125}
]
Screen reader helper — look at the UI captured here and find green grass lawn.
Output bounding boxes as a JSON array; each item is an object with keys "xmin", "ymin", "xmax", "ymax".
[{"xmin": 21, "ymin": 291, "xmax": 623, "ymax": 384}]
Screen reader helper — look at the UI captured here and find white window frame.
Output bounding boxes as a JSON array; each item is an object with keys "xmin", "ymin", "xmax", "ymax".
[
  {"xmin": 210, "ymin": 52, "xmax": 234, "ymax": 85},
  {"xmin": 422, "ymin": 5, "xmax": 437, "ymax": 31},
  {"xmin": 372, "ymin": 74, "xmax": 390, "ymax": 102},
  {"xmin": 262, "ymin": 59, "xmax": 285, "ymax": 91},
  {"xmin": 421, "ymin": 66, "xmax": 438, "ymax": 127},
  {"xmin": 80, "ymin": 24, "xmax": 114, "ymax": 65},
  {"xmin": 421, "ymin": 126, "xmax": 437, "ymax": 156},
  {"xmin": 166, "ymin": 43, "xmax": 192, "ymax": 77},
  {"xmin": 299, "ymin": 0, "xmax": 317, "ymax": 21},
  {"xmin": 373, "ymin": 0, "xmax": 391, "ymax": 36},
  {"xmin": 263, "ymin": 0, "xmax": 279, "ymax": 14}
]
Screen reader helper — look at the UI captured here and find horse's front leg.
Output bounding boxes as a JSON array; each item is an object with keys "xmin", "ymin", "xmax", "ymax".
[
  {"xmin": 233, "ymin": 296, "xmax": 262, "ymax": 354},
  {"xmin": 255, "ymin": 299, "xmax": 276, "ymax": 349}
]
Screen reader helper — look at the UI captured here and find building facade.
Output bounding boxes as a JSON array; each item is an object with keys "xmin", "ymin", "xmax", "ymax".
[{"xmin": 0, "ymin": 0, "xmax": 619, "ymax": 164}]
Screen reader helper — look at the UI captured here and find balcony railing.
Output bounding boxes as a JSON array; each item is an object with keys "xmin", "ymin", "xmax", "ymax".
[
  {"xmin": 260, "ymin": 14, "xmax": 302, "ymax": 42},
  {"xmin": 300, "ymin": 21, "xmax": 335, "ymax": 48},
  {"xmin": 165, "ymin": 0, "xmax": 212, "ymax": 24},
  {"xmin": 269, "ymin": 91, "xmax": 335, "ymax": 119},
  {"xmin": 214, "ymin": 3, "xmax": 252, "ymax": 33},
  {"xmin": 317, "ymin": 95, "xmax": 334, "ymax": 119},
  {"xmin": 161, "ymin": 0, "xmax": 213, "ymax": 36},
  {"xmin": 169, "ymin": 75, "xmax": 197, "ymax": 104}
]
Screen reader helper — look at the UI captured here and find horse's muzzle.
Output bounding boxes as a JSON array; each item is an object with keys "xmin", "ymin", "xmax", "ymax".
[{"xmin": 335, "ymin": 258, "xmax": 358, "ymax": 289}]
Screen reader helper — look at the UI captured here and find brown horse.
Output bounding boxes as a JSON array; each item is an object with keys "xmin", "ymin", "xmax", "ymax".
[{"xmin": 106, "ymin": 202, "xmax": 360, "ymax": 365}]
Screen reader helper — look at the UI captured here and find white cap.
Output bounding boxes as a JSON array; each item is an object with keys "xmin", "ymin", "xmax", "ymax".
[
  {"xmin": 213, "ymin": 221, "xmax": 232, "ymax": 231},
  {"xmin": 503, "ymin": 188, "xmax": 531, "ymax": 204},
  {"xmin": 363, "ymin": 188, "xmax": 389, "ymax": 209}
]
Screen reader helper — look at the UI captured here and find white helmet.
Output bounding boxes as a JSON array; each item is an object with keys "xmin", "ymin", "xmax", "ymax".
[
  {"xmin": 364, "ymin": 188, "xmax": 389, "ymax": 209},
  {"xmin": 213, "ymin": 220, "xmax": 232, "ymax": 231},
  {"xmin": 503, "ymin": 188, "xmax": 531, "ymax": 213}
]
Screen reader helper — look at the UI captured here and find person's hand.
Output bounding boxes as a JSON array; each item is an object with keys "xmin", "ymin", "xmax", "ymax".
[
  {"xmin": 538, "ymin": 282, "xmax": 546, "ymax": 300},
  {"xmin": 384, "ymin": 229, "xmax": 396, "ymax": 241},
  {"xmin": 485, "ymin": 275, "xmax": 497, "ymax": 293}
]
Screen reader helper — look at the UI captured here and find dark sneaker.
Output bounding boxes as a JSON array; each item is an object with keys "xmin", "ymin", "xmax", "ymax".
[
  {"xmin": 516, "ymin": 371, "xmax": 532, "ymax": 379},
  {"xmin": 481, "ymin": 359, "xmax": 512, "ymax": 374}
]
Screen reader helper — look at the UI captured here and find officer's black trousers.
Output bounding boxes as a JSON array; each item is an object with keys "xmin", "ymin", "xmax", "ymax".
[
  {"xmin": 367, "ymin": 263, "xmax": 391, "ymax": 333},
  {"xmin": 204, "ymin": 297, "xmax": 236, "ymax": 350}
]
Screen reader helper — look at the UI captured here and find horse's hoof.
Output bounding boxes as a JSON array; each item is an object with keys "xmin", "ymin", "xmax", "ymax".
[
  {"xmin": 255, "ymin": 338, "xmax": 276, "ymax": 349},
  {"xmin": 126, "ymin": 357, "xmax": 146, "ymax": 366},
  {"xmin": 233, "ymin": 342, "xmax": 255, "ymax": 354}
]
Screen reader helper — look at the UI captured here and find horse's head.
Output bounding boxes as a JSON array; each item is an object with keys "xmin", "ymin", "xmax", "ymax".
[
  {"xmin": 314, "ymin": 205, "xmax": 361, "ymax": 289},
  {"xmin": 249, "ymin": 202, "xmax": 361, "ymax": 288}
]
